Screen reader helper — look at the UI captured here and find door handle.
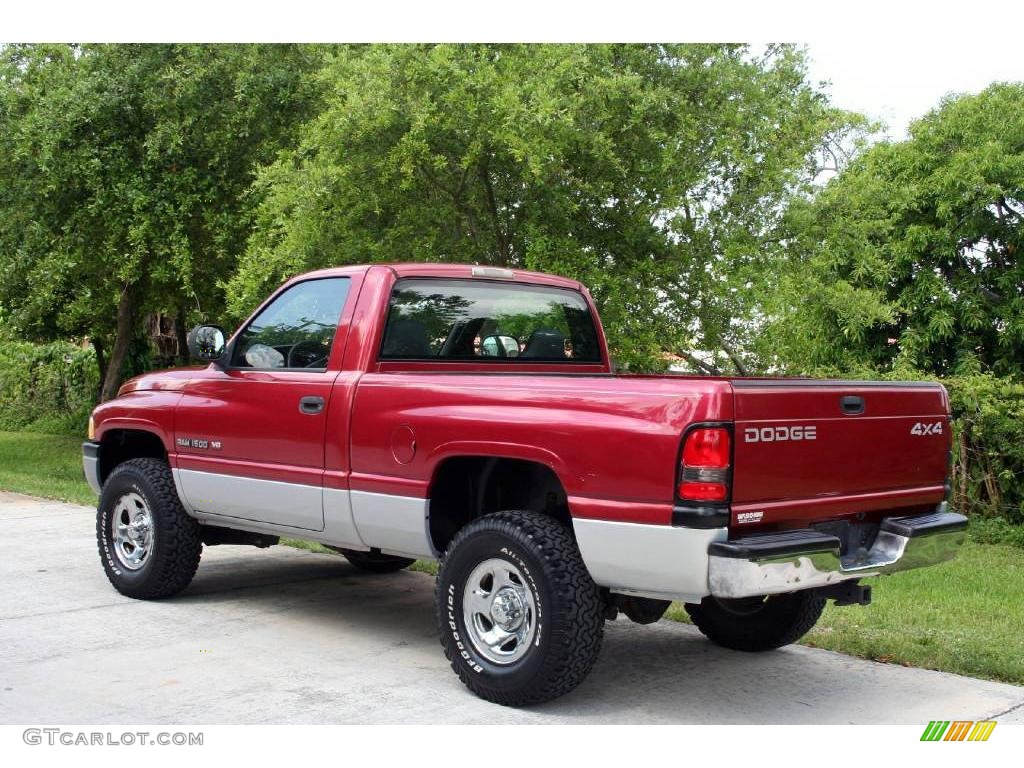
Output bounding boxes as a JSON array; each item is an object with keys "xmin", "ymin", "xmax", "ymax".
[
  {"xmin": 299, "ymin": 396, "xmax": 325, "ymax": 415},
  {"xmin": 840, "ymin": 395, "xmax": 865, "ymax": 415}
]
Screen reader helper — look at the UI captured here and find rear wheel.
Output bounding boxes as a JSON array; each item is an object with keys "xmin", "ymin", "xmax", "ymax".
[
  {"xmin": 684, "ymin": 590, "xmax": 825, "ymax": 651},
  {"xmin": 96, "ymin": 458, "xmax": 202, "ymax": 599},
  {"xmin": 435, "ymin": 510, "xmax": 604, "ymax": 706},
  {"xmin": 338, "ymin": 548, "xmax": 415, "ymax": 574}
]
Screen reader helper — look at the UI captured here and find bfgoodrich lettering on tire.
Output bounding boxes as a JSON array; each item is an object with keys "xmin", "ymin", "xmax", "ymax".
[
  {"xmin": 435, "ymin": 510, "xmax": 604, "ymax": 706},
  {"xmin": 96, "ymin": 458, "xmax": 202, "ymax": 599}
]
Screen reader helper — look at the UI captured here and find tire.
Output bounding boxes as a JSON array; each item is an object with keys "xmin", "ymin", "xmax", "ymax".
[
  {"xmin": 338, "ymin": 548, "xmax": 415, "ymax": 574},
  {"xmin": 96, "ymin": 458, "xmax": 202, "ymax": 600},
  {"xmin": 684, "ymin": 590, "xmax": 825, "ymax": 652},
  {"xmin": 435, "ymin": 510, "xmax": 604, "ymax": 706}
]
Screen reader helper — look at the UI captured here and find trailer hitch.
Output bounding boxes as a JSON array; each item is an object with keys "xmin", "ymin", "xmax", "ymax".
[{"xmin": 812, "ymin": 581, "xmax": 872, "ymax": 606}]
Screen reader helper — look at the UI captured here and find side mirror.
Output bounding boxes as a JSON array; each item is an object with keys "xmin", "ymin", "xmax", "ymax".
[
  {"xmin": 480, "ymin": 334, "xmax": 520, "ymax": 358},
  {"xmin": 187, "ymin": 325, "xmax": 227, "ymax": 364}
]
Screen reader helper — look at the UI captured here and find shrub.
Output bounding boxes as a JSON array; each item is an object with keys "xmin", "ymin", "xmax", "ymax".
[
  {"xmin": 944, "ymin": 374, "xmax": 1024, "ymax": 525},
  {"xmin": 0, "ymin": 340, "xmax": 98, "ymax": 435}
]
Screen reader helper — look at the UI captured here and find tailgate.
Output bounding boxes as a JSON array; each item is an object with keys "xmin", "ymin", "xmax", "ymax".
[{"xmin": 729, "ymin": 380, "xmax": 950, "ymax": 530}]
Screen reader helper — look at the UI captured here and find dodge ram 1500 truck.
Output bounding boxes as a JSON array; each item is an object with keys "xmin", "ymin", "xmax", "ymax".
[{"xmin": 83, "ymin": 263, "xmax": 966, "ymax": 706}]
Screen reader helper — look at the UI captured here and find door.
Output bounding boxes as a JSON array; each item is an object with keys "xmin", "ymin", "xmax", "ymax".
[{"xmin": 175, "ymin": 277, "xmax": 352, "ymax": 531}]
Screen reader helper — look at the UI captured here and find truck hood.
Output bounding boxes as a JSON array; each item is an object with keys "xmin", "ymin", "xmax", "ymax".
[{"xmin": 117, "ymin": 366, "xmax": 214, "ymax": 396}]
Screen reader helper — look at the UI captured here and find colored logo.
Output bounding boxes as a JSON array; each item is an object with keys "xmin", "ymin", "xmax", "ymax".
[{"xmin": 920, "ymin": 720, "xmax": 996, "ymax": 741}]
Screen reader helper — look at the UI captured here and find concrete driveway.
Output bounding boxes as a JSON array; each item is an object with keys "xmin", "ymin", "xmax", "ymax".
[{"xmin": 2, "ymin": 490, "xmax": 1022, "ymax": 725}]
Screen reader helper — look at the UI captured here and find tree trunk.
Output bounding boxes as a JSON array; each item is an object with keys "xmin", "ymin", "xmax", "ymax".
[
  {"xmin": 957, "ymin": 427, "xmax": 969, "ymax": 512},
  {"xmin": 479, "ymin": 158, "xmax": 510, "ymax": 264},
  {"xmin": 176, "ymin": 311, "xmax": 190, "ymax": 366},
  {"xmin": 677, "ymin": 350, "xmax": 722, "ymax": 376},
  {"xmin": 100, "ymin": 284, "xmax": 137, "ymax": 402},
  {"xmin": 722, "ymin": 343, "xmax": 750, "ymax": 376},
  {"xmin": 92, "ymin": 336, "xmax": 108, "ymax": 403}
]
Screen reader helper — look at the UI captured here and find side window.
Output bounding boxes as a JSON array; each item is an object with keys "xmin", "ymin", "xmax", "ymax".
[
  {"xmin": 380, "ymin": 279, "xmax": 602, "ymax": 363},
  {"xmin": 231, "ymin": 278, "xmax": 350, "ymax": 370}
]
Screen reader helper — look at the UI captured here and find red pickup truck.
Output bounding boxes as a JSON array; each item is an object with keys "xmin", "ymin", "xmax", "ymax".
[{"xmin": 84, "ymin": 263, "xmax": 966, "ymax": 705}]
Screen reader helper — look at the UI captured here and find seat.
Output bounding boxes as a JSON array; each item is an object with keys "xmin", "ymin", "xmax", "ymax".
[
  {"xmin": 520, "ymin": 328, "xmax": 566, "ymax": 359},
  {"xmin": 382, "ymin": 318, "xmax": 433, "ymax": 358}
]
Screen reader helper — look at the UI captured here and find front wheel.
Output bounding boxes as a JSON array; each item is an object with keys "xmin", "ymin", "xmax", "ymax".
[
  {"xmin": 96, "ymin": 458, "xmax": 202, "ymax": 599},
  {"xmin": 435, "ymin": 510, "xmax": 604, "ymax": 706},
  {"xmin": 684, "ymin": 590, "xmax": 825, "ymax": 652}
]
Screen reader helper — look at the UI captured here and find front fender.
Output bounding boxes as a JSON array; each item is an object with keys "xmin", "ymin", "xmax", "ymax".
[{"xmin": 92, "ymin": 390, "xmax": 184, "ymax": 459}]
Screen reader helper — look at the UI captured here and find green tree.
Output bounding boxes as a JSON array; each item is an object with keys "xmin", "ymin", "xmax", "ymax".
[
  {"xmin": 761, "ymin": 83, "xmax": 1024, "ymax": 377},
  {"xmin": 0, "ymin": 44, "xmax": 322, "ymax": 399},
  {"xmin": 230, "ymin": 44, "xmax": 855, "ymax": 370}
]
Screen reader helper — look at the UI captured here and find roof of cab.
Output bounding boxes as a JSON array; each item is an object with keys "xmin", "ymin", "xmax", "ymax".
[{"xmin": 287, "ymin": 263, "xmax": 584, "ymax": 291}]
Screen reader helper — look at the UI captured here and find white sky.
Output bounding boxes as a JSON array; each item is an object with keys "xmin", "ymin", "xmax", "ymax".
[
  {"xmin": 4, "ymin": 2, "xmax": 1024, "ymax": 145},
  {"xmin": 805, "ymin": 40, "xmax": 1024, "ymax": 140}
]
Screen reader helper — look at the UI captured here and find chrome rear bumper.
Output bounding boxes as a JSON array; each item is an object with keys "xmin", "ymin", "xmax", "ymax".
[{"xmin": 708, "ymin": 505, "xmax": 967, "ymax": 599}]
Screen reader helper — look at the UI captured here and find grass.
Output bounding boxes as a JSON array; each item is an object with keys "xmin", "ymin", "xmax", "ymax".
[
  {"xmin": 666, "ymin": 542, "xmax": 1024, "ymax": 685},
  {"xmin": 800, "ymin": 543, "xmax": 1024, "ymax": 684},
  {"xmin": 0, "ymin": 430, "xmax": 96, "ymax": 505},
  {"xmin": 409, "ymin": 560, "xmax": 440, "ymax": 576},
  {"xmin": 2, "ymin": 428, "xmax": 1021, "ymax": 684},
  {"xmin": 280, "ymin": 538, "xmax": 335, "ymax": 554}
]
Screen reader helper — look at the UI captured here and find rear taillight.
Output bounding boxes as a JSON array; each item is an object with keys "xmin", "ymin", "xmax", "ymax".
[{"xmin": 678, "ymin": 427, "xmax": 731, "ymax": 503}]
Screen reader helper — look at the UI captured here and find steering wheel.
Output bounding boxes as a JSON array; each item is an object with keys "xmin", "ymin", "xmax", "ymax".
[{"xmin": 286, "ymin": 339, "xmax": 329, "ymax": 368}]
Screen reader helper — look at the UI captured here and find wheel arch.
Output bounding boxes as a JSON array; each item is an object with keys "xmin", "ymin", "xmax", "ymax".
[
  {"xmin": 98, "ymin": 427, "xmax": 169, "ymax": 485},
  {"xmin": 427, "ymin": 452, "xmax": 573, "ymax": 554}
]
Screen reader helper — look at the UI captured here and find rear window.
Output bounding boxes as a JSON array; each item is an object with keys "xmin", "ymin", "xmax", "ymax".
[{"xmin": 380, "ymin": 278, "xmax": 602, "ymax": 363}]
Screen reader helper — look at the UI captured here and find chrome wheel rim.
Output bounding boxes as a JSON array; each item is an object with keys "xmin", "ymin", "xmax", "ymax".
[
  {"xmin": 462, "ymin": 557, "xmax": 537, "ymax": 665},
  {"xmin": 111, "ymin": 492, "xmax": 154, "ymax": 571}
]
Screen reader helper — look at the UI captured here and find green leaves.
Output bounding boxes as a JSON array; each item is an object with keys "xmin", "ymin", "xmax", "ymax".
[
  {"xmin": 946, "ymin": 374, "xmax": 1024, "ymax": 524},
  {"xmin": 0, "ymin": 339, "xmax": 98, "ymax": 433},
  {"xmin": 229, "ymin": 44, "xmax": 848, "ymax": 370},
  {"xmin": 764, "ymin": 83, "xmax": 1024, "ymax": 378},
  {"xmin": 0, "ymin": 44, "xmax": 321, "ymax": 393}
]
